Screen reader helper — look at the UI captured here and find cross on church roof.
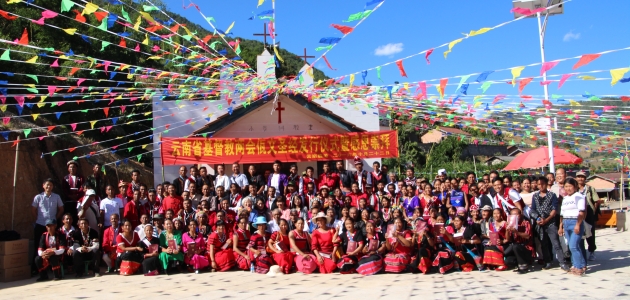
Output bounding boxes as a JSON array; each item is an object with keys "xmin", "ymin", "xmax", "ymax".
[
  {"xmin": 298, "ymin": 48, "xmax": 315, "ymax": 64},
  {"xmin": 253, "ymin": 23, "xmax": 277, "ymax": 47}
]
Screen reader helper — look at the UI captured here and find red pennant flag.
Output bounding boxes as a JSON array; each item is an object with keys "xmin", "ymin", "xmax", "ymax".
[
  {"xmin": 395, "ymin": 60, "xmax": 408, "ymax": 77},
  {"xmin": 572, "ymin": 54, "xmax": 600, "ymax": 70},
  {"xmin": 120, "ymin": 105, "xmax": 126, "ymax": 113},
  {"xmin": 69, "ymin": 147, "xmax": 76, "ymax": 152},
  {"xmin": 170, "ymin": 24, "xmax": 180, "ymax": 33},
  {"xmin": 439, "ymin": 78, "xmax": 448, "ymax": 97},
  {"xmin": 558, "ymin": 74, "xmax": 573, "ymax": 89},
  {"xmin": 621, "ymin": 96, "xmax": 630, "ymax": 102},
  {"xmin": 0, "ymin": 9, "xmax": 17, "ymax": 21},
  {"xmin": 417, "ymin": 82, "xmax": 427, "ymax": 100},
  {"xmin": 103, "ymin": 107, "xmax": 109, "ymax": 117},
  {"xmin": 331, "ymin": 24, "xmax": 354, "ymax": 35},
  {"xmin": 72, "ymin": 9, "xmax": 86, "ymax": 23},
  {"xmin": 94, "ymin": 11, "xmax": 109, "ymax": 22},
  {"xmin": 46, "ymin": 126, "xmax": 55, "ymax": 132},
  {"xmin": 18, "ymin": 28, "xmax": 28, "ymax": 45},
  {"xmin": 425, "ymin": 48, "xmax": 434, "ymax": 65},
  {"xmin": 540, "ymin": 61, "xmax": 559, "ymax": 75},
  {"xmin": 202, "ymin": 35, "xmax": 212, "ymax": 44},
  {"xmin": 322, "ymin": 55, "xmax": 337, "ymax": 70},
  {"xmin": 518, "ymin": 77, "xmax": 533, "ymax": 94},
  {"xmin": 119, "ymin": 37, "xmax": 127, "ymax": 48}
]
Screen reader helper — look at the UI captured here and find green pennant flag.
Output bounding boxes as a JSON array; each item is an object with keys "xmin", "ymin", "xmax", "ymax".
[
  {"xmin": 97, "ymin": 17, "xmax": 108, "ymax": 31},
  {"xmin": 136, "ymin": 154, "xmax": 142, "ymax": 161},
  {"xmin": 121, "ymin": 7, "xmax": 132, "ymax": 23},
  {"xmin": 143, "ymin": 5, "xmax": 159, "ymax": 11},
  {"xmin": 23, "ymin": 129, "xmax": 31, "ymax": 138},
  {"xmin": 479, "ymin": 81, "xmax": 492, "ymax": 93},
  {"xmin": 210, "ymin": 41, "xmax": 221, "ymax": 50},
  {"xmin": 456, "ymin": 75, "xmax": 470, "ymax": 91},
  {"xmin": 73, "ymin": 156, "xmax": 78, "ymax": 160},
  {"xmin": 376, "ymin": 66, "xmax": 382, "ymax": 82},
  {"xmin": 315, "ymin": 45, "xmax": 333, "ymax": 51},
  {"xmin": 26, "ymin": 88, "xmax": 38, "ymax": 93},
  {"xmin": 127, "ymin": 147, "xmax": 133, "ymax": 152},
  {"xmin": 81, "ymin": 109, "xmax": 88, "ymax": 113},
  {"xmin": 0, "ymin": 50, "xmax": 10, "ymax": 61},
  {"xmin": 61, "ymin": 0, "xmax": 75, "ymax": 12},
  {"xmin": 164, "ymin": 130, "xmax": 169, "ymax": 133},
  {"xmin": 101, "ymin": 41, "xmax": 111, "ymax": 51},
  {"xmin": 51, "ymin": 151, "xmax": 57, "ymax": 156},
  {"xmin": 201, "ymin": 133, "xmax": 208, "ymax": 138},
  {"xmin": 343, "ymin": 10, "xmax": 372, "ymax": 22},
  {"xmin": 205, "ymin": 17, "xmax": 215, "ymax": 23},
  {"xmin": 235, "ymin": 44, "xmax": 241, "ymax": 56}
]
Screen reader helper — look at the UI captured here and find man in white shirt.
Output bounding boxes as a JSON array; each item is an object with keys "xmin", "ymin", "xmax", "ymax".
[
  {"xmin": 214, "ymin": 164, "xmax": 231, "ymax": 192},
  {"xmin": 230, "ymin": 163, "xmax": 249, "ymax": 190},
  {"xmin": 77, "ymin": 189, "xmax": 100, "ymax": 233},
  {"xmin": 267, "ymin": 209, "xmax": 282, "ymax": 233},
  {"xmin": 184, "ymin": 166, "xmax": 200, "ymax": 192},
  {"xmin": 31, "ymin": 178, "xmax": 64, "ymax": 274},
  {"xmin": 100, "ymin": 185, "xmax": 123, "ymax": 229}
]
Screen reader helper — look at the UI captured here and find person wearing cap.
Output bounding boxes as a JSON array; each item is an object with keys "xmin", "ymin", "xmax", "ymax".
[
  {"xmin": 31, "ymin": 178, "xmax": 64, "ymax": 274},
  {"xmin": 249, "ymin": 216, "xmax": 273, "ymax": 274},
  {"xmin": 576, "ymin": 171, "xmax": 600, "ymax": 261},
  {"xmin": 436, "ymin": 169, "xmax": 447, "ymax": 184},
  {"xmin": 310, "ymin": 211, "xmax": 338, "ymax": 273},
  {"xmin": 152, "ymin": 213, "xmax": 164, "ymax": 238},
  {"xmin": 117, "ymin": 180, "xmax": 131, "ymax": 206},
  {"xmin": 34, "ymin": 219, "xmax": 66, "ymax": 281},
  {"xmin": 62, "ymin": 160, "xmax": 85, "ymax": 223},
  {"xmin": 352, "ymin": 157, "xmax": 372, "ymax": 194},
  {"xmin": 76, "ymin": 185, "xmax": 100, "ymax": 233}
]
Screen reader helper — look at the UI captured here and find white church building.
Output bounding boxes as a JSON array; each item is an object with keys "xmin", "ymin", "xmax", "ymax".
[{"xmin": 152, "ymin": 49, "xmax": 381, "ymax": 183}]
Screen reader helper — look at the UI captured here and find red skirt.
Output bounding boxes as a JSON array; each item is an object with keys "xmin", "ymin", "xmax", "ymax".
[
  {"xmin": 235, "ymin": 254, "xmax": 250, "ymax": 270},
  {"xmin": 316, "ymin": 256, "xmax": 337, "ymax": 274},
  {"xmin": 432, "ymin": 250, "xmax": 455, "ymax": 274},
  {"xmin": 357, "ymin": 254, "xmax": 383, "ymax": 276},
  {"xmin": 272, "ymin": 252, "xmax": 296, "ymax": 274},
  {"xmin": 483, "ymin": 246, "xmax": 505, "ymax": 267},
  {"xmin": 212, "ymin": 249, "xmax": 236, "ymax": 272},
  {"xmin": 249, "ymin": 251, "xmax": 274, "ymax": 274},
  {"xmin": 384, "ymin": 253, "xmax": 410, "ymax": 273},
  {"xmin": 120, "ymin": 261, "xmax": 141, "ymax": 276},
  {"xmin": 294, "ymin": 254, "xmax": 318, "ymax": 274}
]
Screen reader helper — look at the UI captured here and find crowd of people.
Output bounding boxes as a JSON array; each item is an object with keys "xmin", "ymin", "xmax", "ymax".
[{"xmin": 31, "ymin": 157, "xmax": 601, "ymax": 281}]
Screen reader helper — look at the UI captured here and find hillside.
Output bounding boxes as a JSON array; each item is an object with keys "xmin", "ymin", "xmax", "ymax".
[{"xmin": 0, "ymin": 0, "xmax": 330, "ymax": 171}]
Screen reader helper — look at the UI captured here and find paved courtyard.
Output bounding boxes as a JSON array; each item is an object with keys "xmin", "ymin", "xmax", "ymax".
[{"xmin": 2, "ymin": 228, "xmax": 629, "ymax": 300}]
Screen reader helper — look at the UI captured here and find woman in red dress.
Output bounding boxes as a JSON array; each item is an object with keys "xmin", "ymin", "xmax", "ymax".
[
  {"xmin": 482, "ymin": 208, "xmax": 508, "ymax": 270},
  {"xmin": 116, "ymin": 220, "xmax": 144, "ymax": 275},
  {"xmin": 419, "ymin": 184, "xmax": 441, "ymax": 221},
  {"xmin": 310, "ymin": 212, "xmax": 338, "ymax": 274},
  {"xmin": 289, "ymin": 218, "xmax": 318, "ymax": 274},
  {"xmin": 232, "ymin": 216, "xmax": 251, "ymax": 270},
  {"xmin": 249, "ymin": 216, "xmax": 273, "ymax": 274},
  {"xmin": 383, "ymin": 217, "xmax": 413, "ymax": 273},
  {"xmin": 207, "ymin": 220, "xmax": 235, "ymax": 272},
  {"xmin": 268, "ymin": 219, "xmax": 295, "ymax": 274}
]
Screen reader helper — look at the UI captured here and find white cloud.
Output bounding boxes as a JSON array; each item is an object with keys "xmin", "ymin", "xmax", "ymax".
[
  {"xmin": 374, "ymin": 43, "xmax": 403, "ymax": 56},
  {"xmin": 563, "ymin": 31, "xmax": 581, "ymax": 42}
]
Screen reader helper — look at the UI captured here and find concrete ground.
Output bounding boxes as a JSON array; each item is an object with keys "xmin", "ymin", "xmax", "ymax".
[{"xmin": 2, "ymin": 228, "xmax": 629, "ymax": 300}]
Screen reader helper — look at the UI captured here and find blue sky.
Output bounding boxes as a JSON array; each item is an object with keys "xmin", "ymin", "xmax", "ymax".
[{"xmin": 163, "ymin": 0, "xmax": 630, "ymax": 104}]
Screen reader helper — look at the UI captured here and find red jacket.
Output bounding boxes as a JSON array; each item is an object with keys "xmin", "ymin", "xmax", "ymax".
[
  {"xmin": 348, "ymin": 192, "xmax": 368, "ymax": 208},
  {"xmin": 123, "ymin": 200, "xmax": 149, "ymax": 229},
  {"xmin": 317, "ymin": 172, "xmax": 338, "ymax": 190},
  {"xmin": 102, "ymin": 225, "xmax": 120, "ymax": 254},
  {"xmin": 62, "ymin": 174, "xmax": 85, "ymax": 202},
  {"xmin": 162, "ymin": 195, "xmax": 183, "ymax": 213}
]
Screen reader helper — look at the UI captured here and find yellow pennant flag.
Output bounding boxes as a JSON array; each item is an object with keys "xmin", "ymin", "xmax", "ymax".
[
  {"xmin": 610, "ymin": 67, "xmax": 629, "ymax": 86},
  {"xmin": 273, "ymin": 46, "xmax": 284, "ymax": 62},
  {"xmin": 443, "ymin": 38, "xmax": 463, "ymax": 59},
  {"xmin": 139, "ymin": 12, "xmax": 156, "ymax": 24},
  {"xmin": 349, "ymin": 74, "xmax": 355, "ymax": 87},
  {"xmin": 473, "ymin": 101, "xmax": 483, "ymax": 108},
  {"xmin": 510, "ymin": 66, "xmax": 525, "ymax": 87},
  {"xmin": 467, "ymin": 27, "xmax": 492, "ymax": 37},
  {"xmin": 134, "ymin": 16, "xmax": 142, "ymax": 31},
  {"xmin": 578, "ymin": 75, "xmax": 596, "ymax": 80},
  {"xmin": 6, "ymin": 0, "xmax": 22, "ymax": 4},
  {"xmin": 81, "ymin": 2, "xmax": 99, "ymax": 15},
  {"xmin": 90, "ymin": 121, "xmax": 97, "ymax": 129},
  {"xmin": 32, "ymin": 114, "xmax": 39, "ymax": 121},
  {"xmin": 257, "ymin": 0, "xmax": 265, "ymax": 7},
  {"xmin": 225, "ymin": 21, "xmax": 235, "ymax": 35},
  {"xmin": 63, "ymin": 28, "xmax": 77, "ymax": 35},
  {"xmin": 142, "ymin": 34, "xmax": 149, "ymax": 45},
  {"xmin": 436, "ymin": 85, "xmax": 443, "ymax": 99},
  {"xmin": 25, "ymin": 56, "xmax": 37, "ymax": 63},
  {"xmin": 0, "ymin": 105, "xmax": 6, "ymax": 112},
  {"xmin": 37, "ymin": 103, "xmax": 46, "ymax": 108},
  {"xmin": 569, "ymin": 100, "xmax": 581, "ymax": 106}
]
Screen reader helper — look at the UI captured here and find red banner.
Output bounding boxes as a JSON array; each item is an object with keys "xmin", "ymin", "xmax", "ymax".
[{"xmin": 160, "ymin": 130, "xmax": 398, "ymax": 165}]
